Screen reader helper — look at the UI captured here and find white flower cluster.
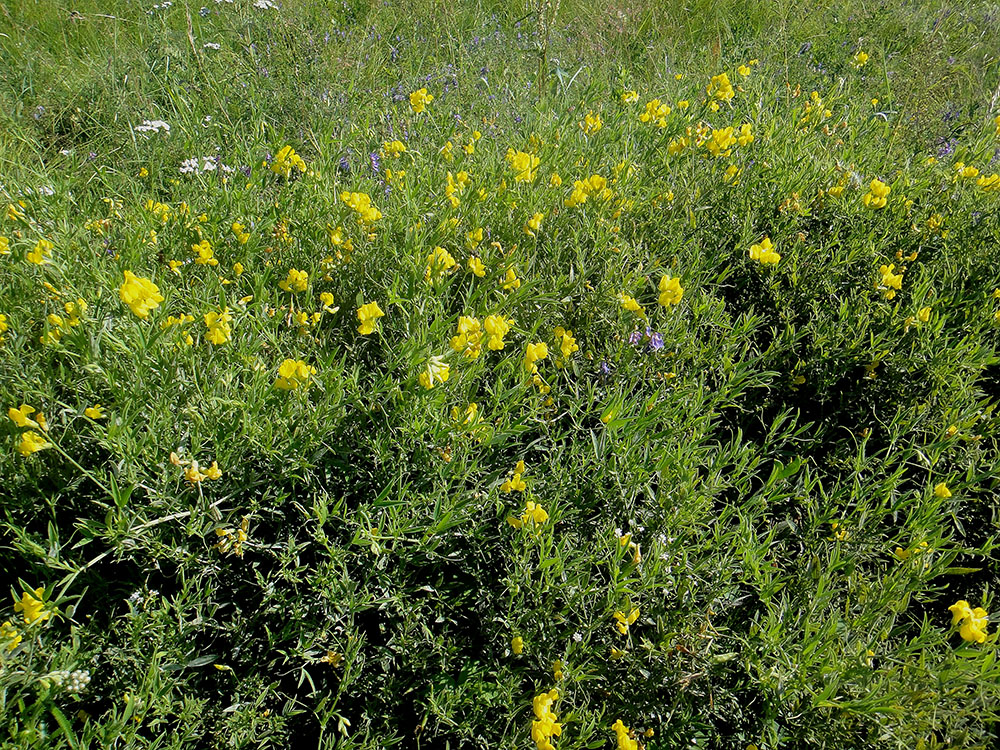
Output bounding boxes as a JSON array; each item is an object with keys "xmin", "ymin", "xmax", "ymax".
[
  {"xmin": 147, "ymin": 1, "xmax": 172, "ymax": 13},
  {"xmin": 179, "ymin": 156, "xmax": 236, "ymax": 175},
  {"xmin": 134, "ymin": 120, "xmax": 170, "ymax": 136},
  {"xmin": 49, "ymin": 670, "xmax": 92, "ymax": 694},
  {"xmin": 203, "ymin": 42, "xmax": 221, "ymax": 50},
  {"xmin": 254, "ymin": 0, "xmax": 278, "ymax": 9}
]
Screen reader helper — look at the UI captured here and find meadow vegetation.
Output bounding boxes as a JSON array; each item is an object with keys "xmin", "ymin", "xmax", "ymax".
[{"xmin": 1, "ymin": 0, "xmax": 1000, "ymax": 747}]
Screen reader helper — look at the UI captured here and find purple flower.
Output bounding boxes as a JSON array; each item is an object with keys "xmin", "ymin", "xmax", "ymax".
[
  {"xmin": 648, "ymin": 332, "xmax": 664, "ymax": 351},
  {"xmin": 600, "ymin": 361, "xmax": 611, "ymax": 375},
  {"xmin": 628, "ymin": 330, "xmax": 642, "ymax": 345}
]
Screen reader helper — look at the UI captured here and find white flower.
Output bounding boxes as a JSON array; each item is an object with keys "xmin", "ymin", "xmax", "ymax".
[
  {"xmin": 134, "ymin": 119, "xmax": 170, "ymax": 136},
  {"xmin": 179, "ymin": 158, "xmax": 200, "ymax": 174},
  {"xmin": 203, "ymin": 42, "xmax": 221, "ymax": 50}
]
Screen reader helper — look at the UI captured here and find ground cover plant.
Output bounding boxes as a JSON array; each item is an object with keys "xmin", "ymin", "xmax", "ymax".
[{"xmin": 1, "ymin": 0, "xmax": 1000, "ymax": 747}]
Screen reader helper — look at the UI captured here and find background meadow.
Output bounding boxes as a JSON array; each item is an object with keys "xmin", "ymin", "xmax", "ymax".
[{"xmin": 1, "ymin": 0, "xmax": 1000, "ymax": 747}]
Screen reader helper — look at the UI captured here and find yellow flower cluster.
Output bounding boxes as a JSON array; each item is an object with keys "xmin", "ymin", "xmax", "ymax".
[
  {"xmin": 418, "ymin": 356, "xmax": 450, "ymax": 389},
  {"xmin": 612, "ymin": 720, "xmax": 638, "ymax": 750},
  {"xmin": 192, "ymin": 239, "xmax": 218, "ymax": 265},
  {"xmin": 381, "ymin": 139, "xmax": 406, "ymax": 158},
  {"xmin": 639, "ymin": 98, "xmax": 671, "ymax": 128},
  {"xmin": 409, "ymin": 88, "xmax": 433, "ymax": 113},
  {"xmin": 271, "ymin": 145, "xmax": 306, "ymax": 178},
  {"xmin": 658, "ymin": 275, "xmax": 684, "ymax": 306},
  {"xmin": 204, "ymin": 308, "xmax": 232, "ymax": 344},
  {"xmin": 863, "ymin": 178, "xmax": 891, "ymax": 209},
  {"xmin": 216, "ymin": 517, "xmax": 249, "ymax": 558},
  {"xmin": 619, "ymin": 293, "xmax": 647, "ymax": 319},
  {"xmin": 341, "ymin": 191, "xmax": 382, "ymax": 223},
  {"xmin": 1, "ymin": 619, "xmax": 22, "ymax": 651},
  {"xmin": 707, "ymin": 72, "xmax": 735, "ymax": 102},
  {"xmin": 524, "ymin": 341, "xmax": 549, "ymax": 373},
  {"xmin": 508, "ymin": 500, "xmax": 548, "ymax": 528},
  {"xmin": 501, "ymin": 460, "xmax": 527, "ymax": 493},
  {"xmin": 426, "ymin": 246, "xmax": 457, "ymax": 280},
  {"xmin": 613, "ymin": 606, "xmax": 640, "ymax": 634},
  {"xmin": 26, "ymin": 238, "xmax": 53, "ymax": 265},
  {"xmin": 450, "ymin": 316, "xmax": 483, "ymax": 358},
  {"xmin": 553, "ymin": 326, "xmax": 579, "ymax": 361},
  {"xmin": 949, "ymin": 600, "xmax": 989, "ymax": 643},
  {"xmin": 356, "ymin": 301, "xmax": 385, "ymax": 335},
  {"xmin": 279, "ymin": 268, "xmax": 309, "ymax": 293},
  {"xmin": 119, "ymin": 271, "xmax": 164, "ymax": 318},
  {"xmin": 565, "ymin": 174, "xmax": 609, "ymax": 208},
  {"xmin": 484, "ymin": 314, "xmax": 512, "ymax": 349},
  {"xmin": 275, "ymin": 359, "xmax": 316, "ymax": 390},
  {"xmin": 530, "ymin": 689, "xmax": 561, "ymax": 750},
  {"xmin": 580, "ymin": 110, "xmax": 603, "ymax": 134},
  {"xmin": 506, "ymin": 149, "xmax": 540, "ymax": 183},
  {"xmin": 749, "ymin": 237, "xmax": 780, "ymax": 264},
  {"xmin": 13, "ymin": 587, "xmax": 53, "ymax": 624},
  {"xmin": 876, "ymin": 264, "xmax": 903, "ymax": 300}
]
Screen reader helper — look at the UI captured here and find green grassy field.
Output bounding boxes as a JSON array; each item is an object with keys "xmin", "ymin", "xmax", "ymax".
[{"xmin": 2, "ymin": 0, "xmax": 1000, "ymax": 747}]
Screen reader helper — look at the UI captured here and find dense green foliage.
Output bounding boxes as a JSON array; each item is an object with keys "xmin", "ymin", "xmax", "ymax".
[{"xmin": 1, "ymin": 1, "xmax": 999, "ymax": 748}]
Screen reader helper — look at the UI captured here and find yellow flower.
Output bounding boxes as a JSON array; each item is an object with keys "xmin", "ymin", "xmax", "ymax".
[
  {"xmin": 357, "ymin": 301, "xmax": 385, "ymax": 335},
  {"xmin": 580, "ymin": 110, "xmax": 603, "ymax": 134},
  {"xmin": 524, "ymin": 212, "xmax": 544, "ymax": 237},
  {"xmin": 204, "ymin": 308, "xmax": 233, "ymax": 345},
  {"xmin": 554, "ymin": 327, "xmax": 579, "ymax": 360},
  {"xmin": 9, "ymin": 404, "xmax": 43, "ymax": 429},
  {"xmin": 341, "ymin": 191, "xmax": 382, "ymax": 223},
  {"xmin": 13, "ymin": 587, "xmax": 52, "ymax": 624},
  {"xmin": 203, "ymin": 461, "xmax": 223, "ymax": 480},
  {"xmin": 409, "ymin": 88, "xmax": 433, "ymax": 113},
  {"xmin": 619, "ymin": 293, "xmax": 647, "ymax": 319},
  {"xmin": 84, "ymin": 404, "xmax": 105, "ymax": 419},
  {"xmin": 26, "ymin": 238, "xmax": 53, "ymax": 265},
  {"xmin": 613, "ymin": 607, "xmax": 640, "ymax": 635},
  {"xmin": 852, "ymin": 50, "xmax": 870, "ymax": 68},
  {"xmin": 275, "ymin": 359, "xmax": 316, "ymax": 390},
  {"xmin": 271, "ymin": 145, "xmax": 307, "ymax": 178},
  {"xmin": 621, "ymin": 90, "xmax": 639, "ymax": 104},
  {"xmin": 658, "ymin": 275, "xmax": 684, "ymax": 306},
  {"xmin": 0, "ymin": 236, "xmax": 8, "ymax": 255},
  {"xmin": 418, "ymin": 356, "xmax": 450, "ymax": 389},
  {"xmin": 512, "ymin": 636, "xmax": 524, "ymax": 655},
  {"xmin": 0, "ymin": 312, "xmax": 8, "ymax": 342},
  {"xmin": 917, "ymin": 306, "xmax": 931, "ymax": 322},
  {"xmin": 949, "ymin": 600, "xmax": 989, "ymax": 644},
  {"xmin": 737, "ymin": 123, "xmax": 754, "ymax": 147},
  {"xmin": 707, "ymin": 72, "xmax": 735, "ymax": 101},
  {"xmin": 1, "ymin": 620, "xmax": 22, "ymax": 651},
  {"xmin": 737, "ymin": 64, "xmax": 751, "ymax": 77},
  {"xmin": 501, "ymin": 266, "xmax": 521, "ymax": 291},
  {"xmin": 425, "ymin": 246, "xmax": 457, "ymax": 281},
  {"xmin": 381, "ymin": 139, "xmax": 406, "ymax": 158},
  {"xmin": 468, "ymin": 256, "xmax": 486, "ymax": 277},
  {"xmin": 749, "ymin": 237, "xmax": 781, "ymax": 264},
  {"xmin": 505, "ymin": 149, "xmax": 540, "ymax": 182},
  {"xmin": 639, "ymin": 98, "xmax": 670, "ymax": 128},
  {"xmin": 483, "ymin": 314, "xmax": 512, "ymax": 350},
  {"xmin": 876, "ymin": 264, "xmax": 903, "ymax": 299},
  {"xmin": 612, "ymin": 719, "xmax": 639, "ymax": 750},
  {"xmin": 18, "ymin": 431, "xmax": 51, "ymax": 457},
  {"xmin": 934, "ymin": 482, "xmax": 952, "ymax": 498},
  {"xmin": 119, "ymin": 271, "xmax": 164, "ymax": 318},
  {"xmin": 279, "ymin": 268, "xmax": 309, "ymax": 293},
  {"xmin": 524, "ymin": 342, "xmax": 549, "ymax": 373},
  {"xmin": 705, "ymin": 126, "xmax": 737, "ymax": 157},
  {"xmin": 507, "ymin": 500, "xmax": 548, "ymax": 528},
  {"xmin": 863, "ymin": 178, "xmax": 891, "ymax": 209},
  {"xmin": 191, "ymin": 239, "xmax": 217, "ymax": 266},
  {"xmin": 530, "ymin": 688, "xmax": 561, "ymax": 750},
  {"xmin": 450, "ymin": 316, "xmax": 483, "ymax": 359}
]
